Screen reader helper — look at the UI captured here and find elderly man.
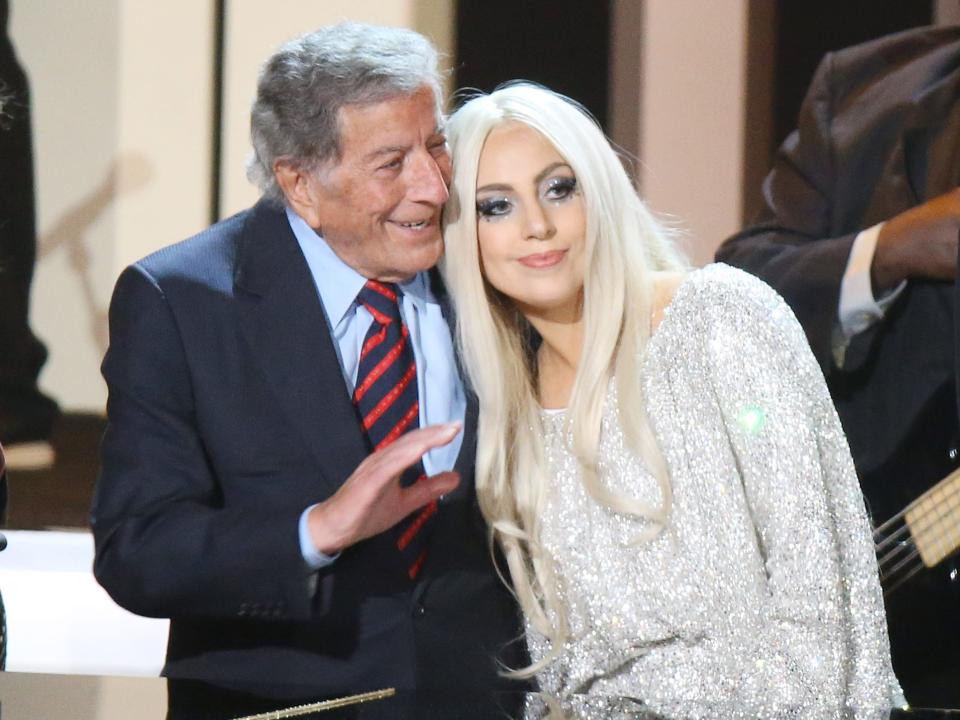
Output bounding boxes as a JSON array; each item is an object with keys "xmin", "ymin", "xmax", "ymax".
[{"xmin": 91, "ymin": 23, "xmax": 524, "ymax": 697}]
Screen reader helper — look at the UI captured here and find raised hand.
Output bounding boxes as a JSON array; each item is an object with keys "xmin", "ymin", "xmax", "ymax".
[{"xmin": 305, "ymin": 422, "xmax": 462, "ymax": 555}]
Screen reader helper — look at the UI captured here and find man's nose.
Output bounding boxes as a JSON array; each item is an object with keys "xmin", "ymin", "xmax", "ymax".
[{"xmin": 407, "ymin": 152, "xmax": 450, "ymax": 206}]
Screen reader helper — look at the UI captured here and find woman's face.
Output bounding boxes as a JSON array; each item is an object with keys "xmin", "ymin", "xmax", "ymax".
[{"xmin": 474, "ymin": 122, "xmax": 586, "ymax": 322}]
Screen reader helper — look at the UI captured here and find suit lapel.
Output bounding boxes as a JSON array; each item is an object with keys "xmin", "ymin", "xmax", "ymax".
[
  {"xmin": 897, "ymin": 64, "xmax": 960, "ymax": 204},
  {"xmin": 234, "ymin": 200, "xmax": 367, "ymax": 495},
  {"xmin": 233, "ymin": 226, "xmax": 477, "ymax": 509}
]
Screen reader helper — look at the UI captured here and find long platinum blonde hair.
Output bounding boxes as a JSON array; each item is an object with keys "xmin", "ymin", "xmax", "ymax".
[{"xmin": 441, "ymin": 83, "xmax": 687, "ymax": 674}]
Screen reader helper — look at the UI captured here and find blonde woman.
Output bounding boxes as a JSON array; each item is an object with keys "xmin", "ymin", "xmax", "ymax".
[{"xmin": 440, "ymin": 83, "xmax": 901, "ymax": 717}]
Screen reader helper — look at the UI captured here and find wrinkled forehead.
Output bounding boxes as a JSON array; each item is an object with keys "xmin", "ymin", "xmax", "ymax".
[{"xmin": 330, "ymin": 85, "xmax": 444, "ymax": 162}]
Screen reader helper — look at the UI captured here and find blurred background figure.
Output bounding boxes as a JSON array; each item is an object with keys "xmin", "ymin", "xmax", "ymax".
[
  {"xmin": 0, "ymin": 0, "xmax": 58, "ymax": 471},
  {"xmin": 0, "ymin": 441, "xmax": 7, "ymax": 669}
]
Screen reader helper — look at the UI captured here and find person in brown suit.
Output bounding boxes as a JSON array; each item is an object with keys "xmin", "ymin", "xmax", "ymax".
[{"xmin": 718, "ymin": 25, "xmax": 960, "ymax": 706}]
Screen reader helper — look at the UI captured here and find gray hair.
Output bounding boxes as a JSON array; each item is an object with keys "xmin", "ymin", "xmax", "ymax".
[{"xmin": 247, "ymin": 21, "xmax": 444, "ymax": 202}]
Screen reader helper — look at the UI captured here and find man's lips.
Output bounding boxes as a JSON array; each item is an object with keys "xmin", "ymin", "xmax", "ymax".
[
  {"xmin": 391, "ymin": 217, "xmax": 434, "ymax": 230},
  {"xmin": 517, "ymin": 249, "xmax": 568, "ymax": 268}
]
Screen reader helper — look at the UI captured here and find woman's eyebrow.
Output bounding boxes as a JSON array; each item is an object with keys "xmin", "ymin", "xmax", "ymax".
[
  {"xmin": 534, "ymin": 162, "xmax": 572, "ymax": 184},
  {"xmin": 476, "ymin": 182, "xmax": 512, "ymax": 193},
  {"xmin": 477, "ymin": 163, "xmax": 573, "ymax": 194}
]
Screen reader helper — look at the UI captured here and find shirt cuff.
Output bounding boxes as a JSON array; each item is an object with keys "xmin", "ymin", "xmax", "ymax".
[
  {"xmin": 299, "ymin": 504, "xmax": 340, "ymax": 570},
  {"xmin": 838, "ymin": 223, "xmax": 906, "ymax": 339}
]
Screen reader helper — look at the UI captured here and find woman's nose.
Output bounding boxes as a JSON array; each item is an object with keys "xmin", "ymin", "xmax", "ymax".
[{"xmin": 524, "ymin": 204, "xmax": 556, "ymax": 241}]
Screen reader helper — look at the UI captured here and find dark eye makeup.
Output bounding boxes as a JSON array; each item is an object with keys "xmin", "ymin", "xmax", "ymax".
[
  {"xmin": 476, "ymin": 197, "xmax": 512, "ymax": 218},
  {"xmin": 544, "ymin": 176, "xmax": 577, "ymax": 200},
  {"xmin": 475, "ymin": 173, "xmax": 578, "ymax": 220}
]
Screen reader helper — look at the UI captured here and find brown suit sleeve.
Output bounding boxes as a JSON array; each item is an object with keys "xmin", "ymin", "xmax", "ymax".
[{"xmin": 716, "ymin": 51, "xmax": 857, "ymax": 373}]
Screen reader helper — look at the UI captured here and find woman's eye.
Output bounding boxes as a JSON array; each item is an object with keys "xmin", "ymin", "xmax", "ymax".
[
  {"xmin": 544, "ymin": 176, "xmax": 577, "ymax": 201},
  {"xmin": 477, "ymin": 197, "xmax": 512, "ymax": 219}
]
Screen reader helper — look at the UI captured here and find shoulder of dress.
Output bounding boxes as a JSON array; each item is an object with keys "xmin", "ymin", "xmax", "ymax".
[
  {"xmin": 671, "ymin": 263, "xmax": 788, "ymax": 320},
  {"xmin": 651, "ymin": 264, "xmax": 810, "ymax": 369}
]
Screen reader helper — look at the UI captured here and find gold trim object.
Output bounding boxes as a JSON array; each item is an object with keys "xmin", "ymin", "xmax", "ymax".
[{"xmin": 232, "ymin": 687, "xmax": 396, "ymax": 719}]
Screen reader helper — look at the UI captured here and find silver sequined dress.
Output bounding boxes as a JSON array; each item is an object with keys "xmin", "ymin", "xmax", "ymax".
[{"xmin": 527, "ymin": 265, "xmax": 902, "ymax": 718}]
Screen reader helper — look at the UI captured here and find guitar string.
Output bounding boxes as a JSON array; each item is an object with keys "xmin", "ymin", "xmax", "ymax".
[
  {"xmin": 873, "ymin": 473, "xmax": 960, "ymax": 539},
  {"xmin": 900, "ymin": 481, "xmax": 960, "ymax": 560},
  {"xmin": 876, "ymin": 531, "xmax": 914, "ymax": 571},
  {"xmin": 877, "ymin": 540, "xmax": 924, "ymax": 597},
  {"xmin": 876, "ymin": 536, "xmax": 919, "ymax": 586},
  {"xmin": 882, "ymin": 560, "xmax": 926, "ymax": 598},
  {"xmin": 879, "ymin": 544, "xmax": 920, "ymax": 580},
  {"xmin": 873, "ymin": 476, "xmax": 960, "ymax": 595},
  {"xmin": 874, "ymin": 520, "xmax": 912, "ymax": 555},
  {"xmin": 873, "ymin": 473, "xmax": 960, "ymax": 558}
]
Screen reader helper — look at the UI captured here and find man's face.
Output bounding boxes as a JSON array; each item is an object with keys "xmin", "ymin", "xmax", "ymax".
[{"xmin": 304, "ymin": 86, "xmax": 451, "ymax": 282}]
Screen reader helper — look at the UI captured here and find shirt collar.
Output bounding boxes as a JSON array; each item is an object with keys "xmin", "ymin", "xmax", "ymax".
[{"xmin": 285, "ymin": 207, "xmax": 434, "ymax": 326}]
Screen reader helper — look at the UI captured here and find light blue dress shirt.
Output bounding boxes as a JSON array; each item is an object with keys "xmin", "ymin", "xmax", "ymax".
[{"xmin": 285, "ymin": 209, "xmax": 466, "ymax": 568}]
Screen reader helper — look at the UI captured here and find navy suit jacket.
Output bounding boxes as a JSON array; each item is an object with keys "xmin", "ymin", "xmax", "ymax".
[{"xmin": 91, "ymin": 199, "xmax": 525, "ymax": 695}]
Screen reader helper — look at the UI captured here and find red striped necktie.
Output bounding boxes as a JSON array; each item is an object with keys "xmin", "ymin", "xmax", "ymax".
[{"xmin": 353, "ymin": 280, "xmax": 437, "ymax": 580}]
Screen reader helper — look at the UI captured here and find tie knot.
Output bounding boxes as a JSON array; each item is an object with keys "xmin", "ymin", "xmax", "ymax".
[{"xmin": 357, "ymin": 280, "xmax": 402, "ymax": 325}]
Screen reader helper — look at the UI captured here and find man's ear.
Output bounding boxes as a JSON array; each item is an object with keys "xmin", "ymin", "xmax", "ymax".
[{"xmin": 273, "ymin": 159, "xmax": 324, "ymax": 229}]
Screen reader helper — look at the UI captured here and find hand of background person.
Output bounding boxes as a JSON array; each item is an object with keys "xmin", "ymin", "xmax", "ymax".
[
  {"xmin": 872, "ymin": 189, "xmax": 960, "ymax": 291},
  {"xmin": 305, "ymin": 422, "xmax": 462, "ymax": 555}
]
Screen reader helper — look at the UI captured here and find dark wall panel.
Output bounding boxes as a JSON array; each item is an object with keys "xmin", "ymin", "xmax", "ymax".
[
  {"xmin": 773, "ymin": 0, "xmax": 934, "ymax": 148},
  {"xmin": 455, "ymin": 0, "xmax": 611, "ymax": 129}
]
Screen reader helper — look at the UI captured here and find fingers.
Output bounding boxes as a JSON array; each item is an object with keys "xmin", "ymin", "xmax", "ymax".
[
  {"xmin": 394, "ymin": 421, "xmax": 463, "ymax": 456},
  {"xmin": 400, "ymin": 471, "xmax": 461, "ymax": 514},
  {"xmin": 363, "ymin": 422, "xmax": 463, "ymax": 478}
]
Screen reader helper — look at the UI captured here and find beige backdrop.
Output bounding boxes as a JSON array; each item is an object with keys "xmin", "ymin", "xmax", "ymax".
[
  {"xmin": 12, "ymin": 0, "xmax": 454, "ymax": 411},
  {"xmin": 14, "ymin": 1, "xmax": 955, "ymax": 411}
]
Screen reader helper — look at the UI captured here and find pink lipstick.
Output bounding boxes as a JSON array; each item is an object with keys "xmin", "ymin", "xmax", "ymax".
[{"xmin": 518, "ymin": 250, "xmax": 567, "ymax": 269}]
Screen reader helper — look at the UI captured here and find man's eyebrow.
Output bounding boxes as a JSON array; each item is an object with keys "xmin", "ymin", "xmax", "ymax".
[
  {"xmin": 476, "ymin": 163, "xmax": 573, "ymax": 194},
  {"xmin": 363, "ymin": 145, "xmax": 407, "ymax": 163},
  {"xmin": 362, "ymin": 128, "xmax": 447, "ymax": 164}
]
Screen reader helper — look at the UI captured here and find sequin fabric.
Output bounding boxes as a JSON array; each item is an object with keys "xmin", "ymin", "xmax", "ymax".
[{"xmin": 525, "ymin": 265, "xmax": 903, "ymax": 719}]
